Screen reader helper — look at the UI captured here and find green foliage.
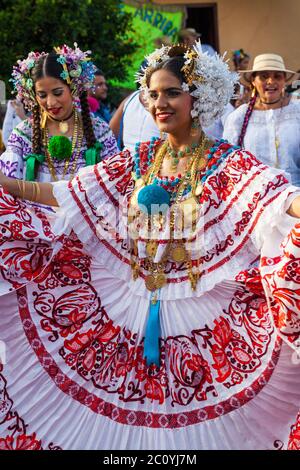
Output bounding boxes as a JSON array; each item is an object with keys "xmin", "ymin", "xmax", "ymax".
[{"xmin": 0, "ymin": 0, "xmax": 137, "ymax": 100}]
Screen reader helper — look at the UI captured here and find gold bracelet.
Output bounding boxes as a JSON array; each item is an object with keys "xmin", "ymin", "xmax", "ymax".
[
  {"xmin": 21, "ymin": 179, "xmax": 26, "ymax": 199},
  {"xmin": 32, "ymin": 182, "xmax": 36, "ymax": 202},
  {"xmin": 35, "ymin": 182, "xmax": 41, "ymax": 202},
  {"xmin": 16, "ymin": 179, "xmax": 22, "ymax": 198}
]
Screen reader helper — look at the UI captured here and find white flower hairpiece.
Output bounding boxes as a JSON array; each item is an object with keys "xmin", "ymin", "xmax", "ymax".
[{"xmin": 136, "ymin": 40, "xmax": 239, "ymax": 127}]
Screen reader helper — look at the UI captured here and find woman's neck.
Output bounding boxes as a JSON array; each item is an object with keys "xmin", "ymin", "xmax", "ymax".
[
  {"xmin": 46, "ymin": 112, "xmax": 75, "ymax": 137},
  {"xmin": 167, "ymin": 130, "xmax": 202, "ymax": 151},
  {"xmin": 254, "ymin": 95, "xmax": 290, "ymax": 111}
]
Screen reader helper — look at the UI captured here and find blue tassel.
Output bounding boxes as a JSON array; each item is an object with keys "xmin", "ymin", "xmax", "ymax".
[{"xmin": 144, "ymin": 293, "xmax": 161, "ymax": 367}]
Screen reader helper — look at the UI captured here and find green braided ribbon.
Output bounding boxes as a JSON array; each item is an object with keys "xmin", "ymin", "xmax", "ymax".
[
  {"xmin": 24, "ymin": 153, "xmax": 45, "ymax": 181},
  {"xmin": 84, "ymin": 142, "xmax": 103, "ymax": 166}
]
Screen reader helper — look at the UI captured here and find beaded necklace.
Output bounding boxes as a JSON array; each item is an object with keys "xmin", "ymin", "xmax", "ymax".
[
  {"xmin": 131, "ymin": 137, "xmax": 239, "ymax": 292},
  {"xmin": 43, "ymin": 109, "xmax": 84, "ymax": 181},
  {"xmin": 133, "ymin": 137, "xmax": 238, "ymax": 200}
]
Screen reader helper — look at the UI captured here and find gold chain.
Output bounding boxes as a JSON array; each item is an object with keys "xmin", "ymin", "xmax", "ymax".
[
  {"xmin": 43, "ymin": 109, "xmax": 84, "ymax": 181},
  {"xmin": 130, "ymin": 134, "xmax": 211, "ymax": 291}
]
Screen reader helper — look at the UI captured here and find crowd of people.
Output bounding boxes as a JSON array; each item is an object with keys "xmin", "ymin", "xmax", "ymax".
[{"xmin": 0, "ymin": 28, "xmax": 300, "ymax": 451}]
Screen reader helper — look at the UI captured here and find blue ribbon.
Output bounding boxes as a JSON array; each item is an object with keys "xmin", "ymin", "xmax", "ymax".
[{"xmin": 143, "ymin": 292, "xmax": 161, "ymax": 367}]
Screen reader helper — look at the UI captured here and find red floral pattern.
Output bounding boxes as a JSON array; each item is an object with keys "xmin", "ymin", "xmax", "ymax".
[
  {"xmin": 0, "ymin": 146, "xmax": 298, "ymax": 440},
  {"xmin": 288, "ymin": 412, "xmax": 300, "ymax": 450},
  {"xmin": 261, "ymin": 222, "xmax": 300, "ymax": 344},
  {"xmin": 0, "ymin": 433, "xmax": 42, "ymax": 450},
  {"xmin": 0, "ymin": 363, "xmax": 61, "ymax": 450}
]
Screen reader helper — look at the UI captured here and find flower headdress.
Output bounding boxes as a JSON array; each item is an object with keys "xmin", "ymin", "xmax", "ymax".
[
  {"xmin": 233, "ymin": 49, "xmax": 248, "ymax": 61},
  {"xmin": 136, "ymin": 40, "xmax": 239, "ymax": 127},
  {"xmin": 11, "ymin": 43, "xmax": 96, "ymax": 110}
]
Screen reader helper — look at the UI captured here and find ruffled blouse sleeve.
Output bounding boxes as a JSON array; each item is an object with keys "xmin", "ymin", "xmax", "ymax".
[
  {"xmin": 260, "ymin": 220, "xmax": 300, "ymax": 352},
  {"xmin": 52, "ymin": 149, "xmax": 134, "ymax": 249},
  {"xmin": 0, "ymin": 120, "xmax": 33, "ymax": 178}
]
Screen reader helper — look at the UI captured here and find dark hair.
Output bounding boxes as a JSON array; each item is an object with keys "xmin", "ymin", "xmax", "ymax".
[
  {"xmin": 145, "ymin": 56, "xmax": 186, "ymax": 88},
  {"xmin": 95, "ymin": 69, "xmax": 105, "ymax": 77},
  {"xmin": 238, "ymin": 91, "xmax": 257, "ymax": 147},
  {"xmin": 30, "ymin": 52, "xmax": 96, "ymax": 156},
  {"xmin": 232, "ymin": 49, "xmax": 250, "ymax": 69}
]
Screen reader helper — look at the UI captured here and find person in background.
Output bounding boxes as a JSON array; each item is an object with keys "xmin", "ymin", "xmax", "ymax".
[
  {"xmin": 110, "ymin": 89, "xmax": 160, "ymax": 152},
  {"xmin": 231, "ymin": 49, "xmax": 251, "ymax": 107},
  {"xmin": 286, "ymin": 69, "xmax": 300, "ymax": 101},
  {"xmin": 89, "ymin": 69, "xmax": 112, "ymax": 123},
  {"xmin": 2, "ymin": 99, "xmax": 26, "ymax": 147},
  {"xmin": 202, "ymin": 102, "xmax": 235, "ymax": 141},
  {"xmin": 223, "ymin": 53, "xmax": 300, "ymax": 186},
  {"xmin": 178, "ymin": 27, "xmax": 216, "ymax": 56},
  {"xmin": 1, "ymin": 45, "xmax": 118, "ymax": 181}
]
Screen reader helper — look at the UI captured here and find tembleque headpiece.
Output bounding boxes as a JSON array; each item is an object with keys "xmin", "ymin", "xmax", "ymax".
[
  {"xmin": 11, "ymin": 43, "xmax": 96, "ymax": 110},
  {"xmin": 136, "ymin": 40, "xmax": 239, "ymax": 127}
]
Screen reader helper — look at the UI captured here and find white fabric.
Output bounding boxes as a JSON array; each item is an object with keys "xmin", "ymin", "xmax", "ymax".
[
  {"xmin": 0, "ymin": 146, "xmax": 300, "ymax": 450},
  {"xmin": 2, "ymin": 101, "xmax": 23, "ymax": 147},
  {"xmin": 122, "ymin": 91, "xmax": 160, "ymax": 153},
  {"xmin": 223, "ymin": 100, "xmax": 300, "ymax": 186},
  {"xmin": 203, "ymin": 103, "xmax": 234, "ymax": 141}
]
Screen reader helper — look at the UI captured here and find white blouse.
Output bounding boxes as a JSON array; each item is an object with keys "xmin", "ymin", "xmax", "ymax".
[{"xmin": 223, "ymin": 100, "xmax": 300, "ymax": 186}]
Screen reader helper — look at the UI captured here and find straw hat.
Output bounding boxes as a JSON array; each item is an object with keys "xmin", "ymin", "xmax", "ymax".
[{"xmin": 241, "ymin": 53, "xmax": 296, "ymax": 83}]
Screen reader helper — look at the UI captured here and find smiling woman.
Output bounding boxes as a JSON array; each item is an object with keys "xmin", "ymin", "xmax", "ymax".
[
  {"xmin": 223, "ymin": 53, "xmax": 300, "ymax": 186},
  {"xmin": 0, "ymin": 45, "xmax": 118, "ymax": 182},
  {"xmin": 0, "ymin": 42, "xmax": 300, "ymax": 450}
]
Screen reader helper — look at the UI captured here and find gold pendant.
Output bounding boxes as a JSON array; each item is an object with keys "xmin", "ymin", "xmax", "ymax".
[
  {"xmin": 170, "ymin": 245, "xmax": 187, "ymax": 263},
  {"xmin": 145, "ymin": 274, "xmax": 157, "ymax": 292},
  {"xmin": 197, "ymin": 157, "xmax": 207, "ymax": 170},
  {"xmin": 195, "ymin": 183, "xmax": 203, "ymax": 196},
  {"xmin": 146, "ymin": 240, "xmax": 158, "ymax": 258},
  {"xmin": 155, "ymin": 273, "xmax": 167, "ymax": 289},
  {"xmin": 40, "ymin": 110, "xmax": 47, "ymax": 129},
  {"xmin": 59, "ymin": 121, "xmax": 69, "ymax": 134},
  {"xmin": 179, "ymin": 196, "xmax": 199, "ymax": 228}
]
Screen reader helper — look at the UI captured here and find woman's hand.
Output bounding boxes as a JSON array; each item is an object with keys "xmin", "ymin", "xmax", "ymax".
[
  {"xmin": 0, "ymin": 169, "xmax": 9, "ymax": 188},
  {"xmin": 0, "ymin": 172, "xmax": 59, "ymax": 207},
  {"xmin": 287, "ymin": 195, "xmax": 300, "ymax": 218}
]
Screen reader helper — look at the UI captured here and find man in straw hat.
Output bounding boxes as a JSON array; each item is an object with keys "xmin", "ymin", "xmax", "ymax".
[{"xmin": 223, "ymin": 53, "xmax": 300, "ymax": 185}]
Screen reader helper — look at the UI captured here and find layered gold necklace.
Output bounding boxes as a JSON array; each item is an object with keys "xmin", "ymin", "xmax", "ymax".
[
  {"xmin": 42, "ymin": 109, "xmax": 84, "ymax": 181},
  {"xmin": 129, "ymin": 135, "xmax": 211, "ymax": 293}
]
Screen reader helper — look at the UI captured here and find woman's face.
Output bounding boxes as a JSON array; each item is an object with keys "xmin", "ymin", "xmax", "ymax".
[
  {"xmin": 238, "ymin": 57, "xmax": 250, "ymax": 71},
  {"xmin": 35, "ymin": 76, "xmax": 73, "ymax": 120},
  {"xmin": 148, "ymin": 69, "xmax": 193, "ymax": 137},
  {"xmin": 252, "ymin": 71, "xmax": 286, "ymax": 103}
]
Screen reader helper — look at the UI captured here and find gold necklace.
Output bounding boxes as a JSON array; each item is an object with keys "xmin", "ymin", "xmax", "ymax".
[
  {"xmin": 43, "ymin": 110, "xmax": 83, "ymax": 181},
  {"xmin": 47, "ymin": 109, "xmax": 75, "ymax": 134},
  {"xmin": 129, "ymin": 134, "xmax": 211, "ymax": 292}
]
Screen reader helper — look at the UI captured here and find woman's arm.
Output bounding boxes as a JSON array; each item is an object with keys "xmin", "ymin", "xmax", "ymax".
[
  {"xmin": 0, "ymin": 172, "xmax": 59, "ymax": 207},
  {"xmin": 287, "ymin": 195, "xmax": 300, "ymax": 218}
]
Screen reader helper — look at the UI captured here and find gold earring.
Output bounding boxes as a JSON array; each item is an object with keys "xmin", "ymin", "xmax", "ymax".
[
  {"xmin": 251, "ymin": 86, "xmax": 257, "ymax": 98},
  {"xmin": 190, "ymin": 118, "xmax": 199, "ymax": 137},
  {"xmin": 40, "ymin": 109, "xmax": 47, "ymax": 129}
]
